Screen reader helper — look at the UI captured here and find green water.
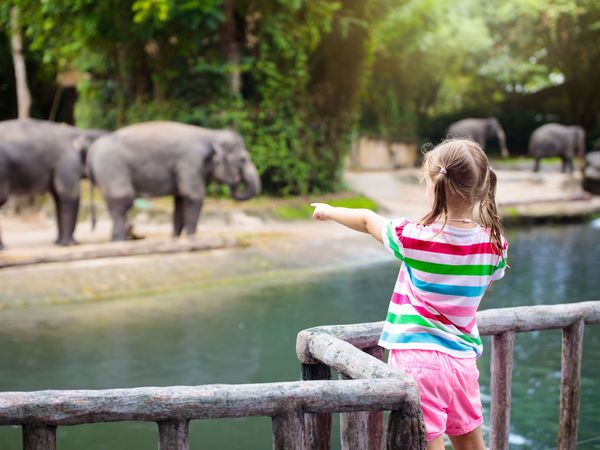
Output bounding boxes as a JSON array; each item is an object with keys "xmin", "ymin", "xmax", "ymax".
[{"xmin": 0, "ymin": 223, "xmax": 599, "ymax": 449}]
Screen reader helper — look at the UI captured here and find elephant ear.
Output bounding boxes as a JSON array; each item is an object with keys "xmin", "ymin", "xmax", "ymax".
[{"xmin": 209, "ymin": 141, "xmax": 226, "ymax": 164}]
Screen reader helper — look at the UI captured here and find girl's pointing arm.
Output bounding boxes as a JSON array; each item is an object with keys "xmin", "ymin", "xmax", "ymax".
[{"xmin": 311, "ymin": 203, "xmax": 387, "ymax": 243}]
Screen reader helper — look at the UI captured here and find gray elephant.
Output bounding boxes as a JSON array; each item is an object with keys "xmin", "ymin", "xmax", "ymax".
[
  {"xmin": 87, "ymin": 121, "xmax": 261, "ymax": 241},
  {"xmin": 528, "ymin": 123, "xmax": 586, "ymax": 173},
  {"xmin": 582, "ymin": 151, "xmax": 600, "ymax": 195},
  {"xmin": 0, "ymin": 119, "xmax": 106, "ymax": 249},
  {"xmin": 446, "ymin": 117, "xmax": 509, "ymax": 158}
]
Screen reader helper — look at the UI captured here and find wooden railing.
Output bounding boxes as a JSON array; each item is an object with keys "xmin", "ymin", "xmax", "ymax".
[
  {"xmin": 296, "ymin": 301, "xmax": 600, "ymax": 450},
  {"xmin": 0, "ymin": 378, "xmax": 423, "ymax": 450}
]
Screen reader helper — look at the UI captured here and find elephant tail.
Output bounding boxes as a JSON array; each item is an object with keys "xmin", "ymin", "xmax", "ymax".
[{"xmin": 88, "ymin": 167, "xmax": 97, "ymax": 231}]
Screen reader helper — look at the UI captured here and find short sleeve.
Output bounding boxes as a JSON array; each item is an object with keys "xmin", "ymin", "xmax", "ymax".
[
  {"xmin": 490, "ymin": 238, "xmax": 509, "ymax": 281},
  {"xmin": 382, "ymin": 218, "xmax": 410, "ymax": 261}
]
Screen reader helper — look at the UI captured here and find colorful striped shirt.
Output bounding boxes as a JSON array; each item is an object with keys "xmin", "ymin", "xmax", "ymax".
[{"xmin": 380, "ymin": 218, "xmax": 508, "ymax": 358}]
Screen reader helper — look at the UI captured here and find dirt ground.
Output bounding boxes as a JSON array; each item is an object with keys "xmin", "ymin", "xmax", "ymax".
[{"xmin": 0, "ymin": 168, "xmax": 599, "ymax": 308}]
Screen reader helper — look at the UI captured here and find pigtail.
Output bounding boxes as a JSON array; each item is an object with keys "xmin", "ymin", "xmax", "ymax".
[
  {"xmin": 480, "ymin": 168, "xmax": 505, "ymax": 258},
  {"xmin": 420, "ymin": 168, "xmax": 448, "ymax": 228}
]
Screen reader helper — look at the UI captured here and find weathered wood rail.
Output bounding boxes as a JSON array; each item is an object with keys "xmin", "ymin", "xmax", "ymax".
[
  {"xmin": 0, "ymin": 378, "xmax": 423, "ymax": 450},
  {"xmin": 296, "ymin": 301, "xmax": 600, "ymax": 450}
]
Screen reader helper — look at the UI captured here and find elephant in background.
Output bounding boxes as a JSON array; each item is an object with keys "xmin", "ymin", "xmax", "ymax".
[
  {"xmin": 446, "ymin": 117, "xmax": 509, "ymax": 158},
  {"xmin": 0, "ymin": 119, "xmax": 106, "ymax": 249},
  {"xmin": 528, "ymin": 123, "xmax": 586, "ymax": 173},
  {"xmin": 87, "ymin": 121, "xmax": 261, "ymax": 241}
]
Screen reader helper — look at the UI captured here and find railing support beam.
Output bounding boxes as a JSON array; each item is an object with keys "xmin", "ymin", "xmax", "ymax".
[
  {"xmin": 158, "ymin": 420, "xmax": 189, "ymax": 450},
  {"xmin": 301, "ymin": 363, "xmax": 331, "ymax": 450},
  {"xmin": 272, "ymin": 409, "xmax": 306, "ymax": 450},
  {"xmin": 489, "ymin": 331, "xmax": 515, "ymax": 450},
  {"xmin": 22, "ymin": 424, "xmax": 56, "ymax": 450},
  {"xmin": 340, "ymin": 346, "xmax": 384, "ymax": 450},
  {"xmin": 557, "ymin": 318, "xmax": 584, "ymax": 450}
]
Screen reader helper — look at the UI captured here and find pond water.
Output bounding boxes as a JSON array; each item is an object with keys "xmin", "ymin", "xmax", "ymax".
[{"xmin": 0, "ymin": 223, "xmax": 599, "ymax": 449}]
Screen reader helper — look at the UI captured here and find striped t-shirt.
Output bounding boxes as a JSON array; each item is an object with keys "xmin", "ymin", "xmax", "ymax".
[{"xmin": 380, "ymin": 218, "xmax": 508, "ymax": 358}]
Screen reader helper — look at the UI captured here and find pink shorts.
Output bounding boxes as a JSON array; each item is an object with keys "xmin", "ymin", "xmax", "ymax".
[{"xmin": 388, "ymin": 349, "xmax": 483, "ymax": 442}]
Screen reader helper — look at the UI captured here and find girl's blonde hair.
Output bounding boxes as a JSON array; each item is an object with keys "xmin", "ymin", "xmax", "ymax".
[{"xmin": 420, "ymin": 138, "xmax": 504, "ymax": 255}]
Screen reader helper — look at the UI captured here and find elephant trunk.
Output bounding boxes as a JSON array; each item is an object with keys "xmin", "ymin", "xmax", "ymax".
[{"xmin": 231, "ymin": 162, "xmax": 261, "ymax": 201}]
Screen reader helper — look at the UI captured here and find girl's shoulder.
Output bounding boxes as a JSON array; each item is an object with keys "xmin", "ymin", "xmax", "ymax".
[{"xmin": 386, "ymin": 218, "xmax": 508, "ymax": 248}]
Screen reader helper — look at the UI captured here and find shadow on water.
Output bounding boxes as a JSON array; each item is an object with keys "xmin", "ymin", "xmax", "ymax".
[{"xmin": 0, "ymin": 223, "xmax": 598, "ymax": 449}]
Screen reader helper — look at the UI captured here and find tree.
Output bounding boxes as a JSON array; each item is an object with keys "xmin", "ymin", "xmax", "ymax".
[{"xmin": 9, "ymin": 6, "xmax": 31, "ymax": 118}]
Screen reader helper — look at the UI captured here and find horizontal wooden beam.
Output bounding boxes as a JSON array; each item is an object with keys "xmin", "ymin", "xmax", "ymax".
[
  {"xmin": 477, "ymin": 301, "xmax": 599, "ymax": 335},
  {"xmin": 0, "ymin": 379, "xmax": 415, "ymax": 426},
  {"xmin": 297, "ymin": 301, "xmax": 600, "ymax": 358}
]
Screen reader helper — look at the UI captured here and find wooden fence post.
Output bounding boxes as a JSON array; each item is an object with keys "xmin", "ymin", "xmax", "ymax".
[
  {"xmin": 158, "ymin": 420, "xmax": 189, "ymax": 450},
  {"xmin": 272, "ymin": 409, "xmax": 306, "ymax": 450},
  {"xmin": 557, "ymin": 318, "xmax": 584, "ymax": 450},
  {"xmin": 340, "ymin": 346, "xmax": 384, "ymax": 450},
  {"xmin": 22, "ymin": 424, "xmax": 56, "ymax": 450},
  {"xmin": 301, "ymin": 363, "xmax": 331, "ymax": 450},
  {"xmin": 386, "ymin": 403, "xmax": 427, "ymax": 450},
  {"xmin": 489, "ymin": 331, "xmax": 515, "ymax": 450}
]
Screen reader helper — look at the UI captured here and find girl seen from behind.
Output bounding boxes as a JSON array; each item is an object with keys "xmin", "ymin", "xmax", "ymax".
[{"xmin": 311, "ymin": 138, "xmax": 508, "ymax": 450}]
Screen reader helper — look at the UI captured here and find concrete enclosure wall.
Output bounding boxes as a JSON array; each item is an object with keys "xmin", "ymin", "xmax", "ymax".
[{"xmin": 349, "ymin": 137, "xmax": 418, "ymax": 171}]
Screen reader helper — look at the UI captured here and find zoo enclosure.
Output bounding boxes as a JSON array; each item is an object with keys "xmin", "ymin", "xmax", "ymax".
[{"xmin": 296, "ymin": 301, "xmax": 600, "ymax": 450}]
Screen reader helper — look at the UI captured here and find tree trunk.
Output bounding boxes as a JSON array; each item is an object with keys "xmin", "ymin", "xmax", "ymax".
[
  {"xmin": 222, "ymin": 0, "xmax": 241, "ymax": 97},
  {"xmin": 10, "ymin": 6, "xmax": 32, "ymax": 119}
]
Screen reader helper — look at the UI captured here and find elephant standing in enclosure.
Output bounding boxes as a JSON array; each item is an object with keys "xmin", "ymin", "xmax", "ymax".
[
  {"xmin": 0, "ymin": 119, "xmax": 106, "ymax": 249},
  {"xmin": 87, "ymin": 121, "xmax": 261, "ymax": 241},
  {"xmin": 446, "ymin": 118, "xmax": 509, "ymax": 158},
  {"xmin": 528, "ymin": 123, "xmax": 586, "ymax": 173}
]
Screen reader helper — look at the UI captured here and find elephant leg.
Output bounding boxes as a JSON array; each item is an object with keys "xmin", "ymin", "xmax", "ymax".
[
  {"xmin": 50, "ymin": 190, "xmax": 65, "ymax": 245},
  {"xmin": 52, "ymin": 157, "xmax": 82, "ymax": 246},
  {"xmin": 56, "ymin": 197, "xmax": 80, "ymax": 246},
  {"xmin": 173, "ymin": 196, "xmax": 184, "ymax": 237},
  {"xmin": 183, "ymin": 198, "xmax": 203, "ymax": 237},
  {"xmin": 533, "ymin": 157, "xmax": 540, "ymax": 172},
  {"xmin": 106, "ymin": 197, "xmax": 134, "ymax": 241}
]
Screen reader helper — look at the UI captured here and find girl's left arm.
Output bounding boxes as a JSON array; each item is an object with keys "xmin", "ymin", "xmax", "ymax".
[{"xmin": 311, "ymin": 203, "xmax": 387, "ymax": 243}]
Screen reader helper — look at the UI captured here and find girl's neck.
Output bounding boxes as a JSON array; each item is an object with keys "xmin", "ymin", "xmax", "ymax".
[{"xmin": 442, "ymin": 206, "xmax": 476, "ymax": 229}]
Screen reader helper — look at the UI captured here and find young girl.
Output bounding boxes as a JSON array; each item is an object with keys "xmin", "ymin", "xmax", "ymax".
[{"xmin": 311, "ymin": 138, "xmax": 508, "ymax": 450}]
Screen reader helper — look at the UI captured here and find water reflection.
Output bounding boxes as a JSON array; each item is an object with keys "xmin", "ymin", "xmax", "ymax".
[{"xmin": 0, "ymin": 223, "xmax": 598, "ymax": 449}]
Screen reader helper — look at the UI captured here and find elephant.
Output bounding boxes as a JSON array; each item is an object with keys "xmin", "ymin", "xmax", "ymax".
[
  {"xmin": 0, "ymin": 119, "xmax": 106, "ymax": 249},
  {"xmin": 528, "ymin": 123, "xmax": 586, "ymax": 173},
  {"xmin": 582, "ymin": 151, "xmax": 600, "ymax": 195},
  {"xmin": 446, "ymin": 117, "xmax": 509, "ymax": 158},
  {"xmin": 86, "ymin": 121, "xmax": 261, "ymax": 241}
]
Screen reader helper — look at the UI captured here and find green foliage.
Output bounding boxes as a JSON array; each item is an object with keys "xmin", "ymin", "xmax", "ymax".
[
  {"xmin": 361, "ymin": 0, "xmax": 600, "ymax": 149},
  {"xmin": 362, "ymin": 0, "xmax": 493, "ymax": 140},
  {"xmin": 3, "ymin": 0, "xmax": 384, "ymax": 195},
  {"xmin": 3, "ymin": 0, "xmax": 600, "ymax": 190}
]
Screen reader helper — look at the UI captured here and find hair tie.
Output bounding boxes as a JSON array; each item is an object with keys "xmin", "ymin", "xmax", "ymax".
[{"xmin": 439, "ymin": 167, "xmax": 447, "ymax": 175}]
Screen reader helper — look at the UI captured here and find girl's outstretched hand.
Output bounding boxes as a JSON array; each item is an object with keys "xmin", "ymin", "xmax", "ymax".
[{"xmin": 311, "ymin": 203, "xmax": 334, "ymax": 221}]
